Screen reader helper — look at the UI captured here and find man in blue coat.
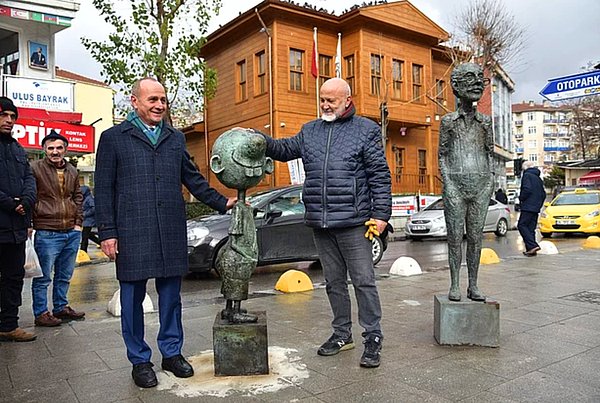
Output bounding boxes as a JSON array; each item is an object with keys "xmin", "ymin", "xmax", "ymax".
[
  {"xmin": 518, "ymin": 160, "xmax": 546, "ymax": 256},
  {"xmin": 95, "ymin": 78, "xmax": 235, "ymax": 388},
  {"xmin": 264, "ymin": 78, "xmax": 391, "ymax": 368}
]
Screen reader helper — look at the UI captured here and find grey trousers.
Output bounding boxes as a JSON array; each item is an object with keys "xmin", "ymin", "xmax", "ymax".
[{"xmin": 313, "ymin": 225, "xmax": 383, "ymax": 340}]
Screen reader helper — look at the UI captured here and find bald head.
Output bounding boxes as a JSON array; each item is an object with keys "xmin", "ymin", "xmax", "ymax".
[
  {"xmin": 522, "ymin": 160, "xmax": 535, "ymax": 171},
  {"xmin": 319, "ymin": 78, "xmax": 352, "ymax": 122},
  {"xmin": 131, "ymin": 77, "xmax": 167, "ymax": 126}
]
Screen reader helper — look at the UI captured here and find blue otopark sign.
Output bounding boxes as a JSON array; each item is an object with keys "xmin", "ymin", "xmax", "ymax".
[{"xmin": 539, "ymin": 70, "xmax": 600, "ymax": 101}]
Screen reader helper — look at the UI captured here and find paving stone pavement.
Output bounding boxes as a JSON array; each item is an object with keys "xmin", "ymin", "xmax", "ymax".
[{"xmin": 1, "ymin": 247, "xmax": 599, "ymax": 402}]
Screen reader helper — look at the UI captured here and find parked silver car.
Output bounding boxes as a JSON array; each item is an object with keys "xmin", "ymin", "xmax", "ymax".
[{"xmin": 405, "ymin": 198, "xmax": 511, "ymax": 239}]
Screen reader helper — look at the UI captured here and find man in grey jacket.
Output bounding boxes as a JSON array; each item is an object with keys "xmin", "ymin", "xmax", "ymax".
[{"xmin": 264, "ymin": 78, "xmax": 391, "ymax": 368}]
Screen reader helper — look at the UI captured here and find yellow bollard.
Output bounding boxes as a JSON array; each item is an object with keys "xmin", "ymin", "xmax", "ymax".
[
  {"xmin": 480, "ymin": 248, "xmax": 500, "ymax": 264},
  {"xmin": 275, "ymin": 269, "xmax": 314, "ymax": 293},
  {"xmin": 583, "ymin": 236, "xmax": 600, "ymax": 249},
  {"xmin": 76, "ymin": 249, "xmax": 91, "ymax": 264}
]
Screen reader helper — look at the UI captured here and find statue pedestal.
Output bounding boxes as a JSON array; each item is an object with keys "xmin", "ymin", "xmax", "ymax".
[
  {"xmin": 213, "ymin": 311, "xmax": 269, "ymax": 376},
  {"xmin": 433, "ymin": 295, "xmax": 499, "ymax": 347}
]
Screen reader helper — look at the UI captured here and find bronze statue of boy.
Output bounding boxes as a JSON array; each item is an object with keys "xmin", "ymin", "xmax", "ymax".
[
  {"xmin": 210, "ymin": 128, "xmax": 273, "ymax": 322},
  {"xmin": 439, "ymin": 63, "xmax": 493, "ymax": 302}
]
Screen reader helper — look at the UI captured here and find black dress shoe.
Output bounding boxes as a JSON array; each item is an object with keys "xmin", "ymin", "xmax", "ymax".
[
  {"xmin": 132, "ymin": 362, "xmax": 157, "ymax": 388},
  {"xmin": 162, "ymin": 354, "xmax": 194, "ymax": 378}
]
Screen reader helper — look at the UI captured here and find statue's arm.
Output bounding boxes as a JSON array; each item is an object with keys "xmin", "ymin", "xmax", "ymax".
[{"xmin": 438, "ymin": 116, "xmax": 452, "ymax": 181}]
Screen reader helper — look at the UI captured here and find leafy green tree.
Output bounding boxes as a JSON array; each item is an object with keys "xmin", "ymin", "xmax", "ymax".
[
  {"xmin": 543, "ymin": 165, "xmax": 564, "ymax": 192},
  {"xmin": 82, "ymin": 0, "xmax": 222, "ymax": 124}
]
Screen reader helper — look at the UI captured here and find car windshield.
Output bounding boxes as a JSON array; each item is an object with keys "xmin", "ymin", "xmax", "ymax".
[
  {"xmin": 425, "ymin": 199, "xmax": 444, "ymax": 210},
  {"xmin": 553, "ymin": 193, "xmax": 600, "ymax": 206}
]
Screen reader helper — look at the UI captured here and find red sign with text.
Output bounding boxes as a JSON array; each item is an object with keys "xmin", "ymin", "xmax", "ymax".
[{"xmin": 13, "ymin": 118, "xmax": 95, "ymax": 153}]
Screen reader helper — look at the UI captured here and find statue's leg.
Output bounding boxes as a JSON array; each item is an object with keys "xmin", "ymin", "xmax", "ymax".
[
  {"xmin": 231, "ymin": 300, "xmax": 258, "ymax": 323},
  {"xmin": 464, "ymin": 182, "xmax": 492, "ymax": 301},
  {"xmin": 444, "ymin": 188, "xmax": 466, "ymax": 301},
  {"xmin": 221, "ymin": 299, "xmax": 234, "ymax": 320}
]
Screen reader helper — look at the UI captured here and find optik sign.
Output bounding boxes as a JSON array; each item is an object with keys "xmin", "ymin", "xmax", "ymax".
[{"xmin": 5, "ymin": 76, "xmax": 74, "ymax": 112}]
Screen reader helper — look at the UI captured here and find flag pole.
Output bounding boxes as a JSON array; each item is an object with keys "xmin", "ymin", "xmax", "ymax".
[{"xmin": 312, "ymin": 27, "xmax": 319, "ymax": 117}]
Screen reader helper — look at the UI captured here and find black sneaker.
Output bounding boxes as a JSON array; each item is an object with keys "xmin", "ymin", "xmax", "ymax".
[
  {"xmin": 317, "ymin": 333, "xmax": 355, "ymax": 356},
  {"xmin": 360, "ymin": 335, "xmax": 382, "ymax": 368}
]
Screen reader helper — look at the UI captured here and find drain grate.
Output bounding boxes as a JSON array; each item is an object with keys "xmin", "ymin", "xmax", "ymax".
[{"xmin": 559, "ymin": 291, "xmax": 600, "ymax": 305}]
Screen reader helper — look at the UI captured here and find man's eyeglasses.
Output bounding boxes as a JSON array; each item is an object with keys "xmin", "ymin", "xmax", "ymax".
[{"xmin": 455, "ymin": 73, "xmax": 491, "ymax": 86}]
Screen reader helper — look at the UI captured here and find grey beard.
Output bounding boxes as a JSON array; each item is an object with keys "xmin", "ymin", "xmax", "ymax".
[{"xmin": 321, "ymin": 113, "xmax": 337, "ymax": 122}]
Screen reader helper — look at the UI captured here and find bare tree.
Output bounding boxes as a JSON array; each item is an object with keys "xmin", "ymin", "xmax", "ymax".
[
  {"xmin": 567, "ymin": 95, "xmax": 600, "ymax": 160},
  {"xmin": 446, "ymin": 0, "xmax": 527, "ymax": 72}
]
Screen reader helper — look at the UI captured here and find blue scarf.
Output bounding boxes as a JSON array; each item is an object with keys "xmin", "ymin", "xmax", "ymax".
[{"xmin": 127, "ymin": 111, "xmax": 163, "ymax": 145}]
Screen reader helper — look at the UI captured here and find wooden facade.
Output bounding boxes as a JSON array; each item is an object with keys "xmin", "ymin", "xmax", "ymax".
[{"xmin": 194, "ymin": 0, "xmax": 453, "ymax": 197}]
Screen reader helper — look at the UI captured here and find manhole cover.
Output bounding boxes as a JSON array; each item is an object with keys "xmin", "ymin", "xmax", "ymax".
[{"xmin": 559, "ymin": 291, "xmax": 600, "ymax": 305}]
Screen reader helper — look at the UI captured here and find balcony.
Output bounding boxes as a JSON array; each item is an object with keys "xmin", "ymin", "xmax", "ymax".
[
  {"xmin": 514, "ymin": 134, "xmax": 523, "ymax": 140},
  {"xmin": 543, "ymin": 147, "xmax": 571, "ymax": 152},
  {"xmin": 543, "ymin": 132, "xmax": 557, "ymax": 137},
  {"xmin": 514, "ymin": 120, "xmax": 523, "ymax": 126},
  {"xmin": 515, "ymin": 147, "xmax": 524, "ymax": 153},
  {"xmin": 543, "ymin": 119, "xmax": 558, "ymax": 124},
  {"xmin": 558, "ymin": 119, "xmax": 570, "ymax": 124}
]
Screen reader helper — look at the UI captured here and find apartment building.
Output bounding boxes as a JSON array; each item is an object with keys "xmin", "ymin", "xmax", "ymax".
[{"xmin": 512, "ymin": 100, "xmax": 572, "ymax": 171}]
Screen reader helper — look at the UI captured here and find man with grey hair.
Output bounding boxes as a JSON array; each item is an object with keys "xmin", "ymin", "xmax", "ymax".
[
  {"xmin": 263, "ymin": 77, "xmax": 391, "ymax": 368},
  {"xmin": 518, "ymin": 160, "xmax": 546, "ymax": 256}
]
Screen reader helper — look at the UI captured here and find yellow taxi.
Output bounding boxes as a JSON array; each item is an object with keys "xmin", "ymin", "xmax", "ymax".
[{"xmin": 539, "ymin": 188, "xmax": 600, "ymax": 237}]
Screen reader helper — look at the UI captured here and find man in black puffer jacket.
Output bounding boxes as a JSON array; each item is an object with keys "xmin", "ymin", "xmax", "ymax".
[
  {"xmin": 264, "ymin": 78, "xmax": 391, "ymax": 368},
  {"xmin": 0, "ymin": 97, "xmax": 37, "ymax": 342},
  {"xmin": 518, "ymin": 160, "xmax": 546, "ymax": 256}
]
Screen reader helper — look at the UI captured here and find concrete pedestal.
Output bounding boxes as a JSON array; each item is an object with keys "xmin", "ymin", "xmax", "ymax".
[
  {"xmin": 213, "ymin": 311, "xmax": 269, "ymax": 376},
  {"xmin": 434, "ymin": 294, "xmax": 499, "ymax": 347}
]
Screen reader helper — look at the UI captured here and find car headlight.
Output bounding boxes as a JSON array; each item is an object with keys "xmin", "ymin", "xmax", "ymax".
[
  {"xmin": 585, "ymin": 210, "xmax": 600, "ymax": 219},
  {"xmin": 187, "ymin": 226, "xmax": 209, "ymax": 244}
]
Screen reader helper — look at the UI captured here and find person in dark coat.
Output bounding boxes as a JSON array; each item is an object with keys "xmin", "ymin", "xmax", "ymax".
[
  {"xmin": 518, "ymin": 161, "xmax": 546, "ymax": 256},
  {"xmin": 95, "ymin": 78, "xmax": 235, "ymax": 388},
  {"xmin": 263, "ymin": 78, "xmax": 391, "ymax": 368},
  {"xmin": 495, "ymin": 188, "xmax": 508, "ymax": 204},
  {"xmin": 80, "ymin": 185, "xmax": 100, "ymax": 253},
  {"xmin": 0, "ymin": 97, "xmax": 37, "ymax": 342}
]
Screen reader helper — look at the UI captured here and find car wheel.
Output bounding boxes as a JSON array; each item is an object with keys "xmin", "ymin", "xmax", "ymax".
[
  {"xmin": 308, "ymin": 260, "xmax": 322, "ymax": 270},
  {"xmin": 494, "ymin": 218, "xmax": 508, "ymax": 237},
  {"xmin": 372, "ymin": 236, "xmax": 383, "ymax": 266},
  {"xmin": 541, "ymin": 232, "xmax": 552, "ymax": 238}
]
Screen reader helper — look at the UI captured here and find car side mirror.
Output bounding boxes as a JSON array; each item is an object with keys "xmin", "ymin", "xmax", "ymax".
[{"xmin": 266, "ymin": 209, "xmax": 283, "ymax": 219}]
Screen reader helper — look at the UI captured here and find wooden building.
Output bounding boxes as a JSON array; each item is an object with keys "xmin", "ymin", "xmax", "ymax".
[{"xmin": 193, "ymin": 0, "xmax": 453, "ymax": 197}]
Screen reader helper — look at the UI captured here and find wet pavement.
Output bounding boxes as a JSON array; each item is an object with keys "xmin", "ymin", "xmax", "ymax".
[{"xmin": 1, "ymin": 238, "xmax": 599, "ymax": 402}]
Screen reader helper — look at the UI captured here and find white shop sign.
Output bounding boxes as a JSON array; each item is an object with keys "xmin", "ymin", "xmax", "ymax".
[{"xmin": 5, "ymin": 76, "xmax": 74, "ymax": 111}]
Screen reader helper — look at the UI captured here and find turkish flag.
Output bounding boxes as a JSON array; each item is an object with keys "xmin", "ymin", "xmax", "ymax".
[{"xmin": 311, "ymin": 28, "xmax": 318, "ymax": 79}]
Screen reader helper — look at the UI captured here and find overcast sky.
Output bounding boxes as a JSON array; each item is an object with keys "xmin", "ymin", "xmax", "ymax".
[{"xmin": 56, "ymin": 0, "xmax": 600, "ymax": 104}]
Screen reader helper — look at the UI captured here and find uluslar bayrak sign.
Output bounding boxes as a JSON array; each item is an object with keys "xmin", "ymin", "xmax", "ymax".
[
  {"xmin": 5, "ymin": 76, "xmax": 74, "ymax": 112},
  {"xmin": 540, "ymin": 70, "xmax": 600, "ymax": 102}
]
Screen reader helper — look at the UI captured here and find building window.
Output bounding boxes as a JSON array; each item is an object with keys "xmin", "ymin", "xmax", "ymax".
[
  {"xmin": 393, "ymin": 146, "xmax": 404, "ymax": 184},
  {"xmin": 255, "ymin": 51, "xmax": 266, "ymax": 95},
  {"xmin": 237, "ymin": 60, "xmax": 247, "ymax": 101},
  {"xmin": 344, "ymin": 55, "xmax": 355, "ymax": 94},
  {"xmin": 528, "ymin": 140, "xmax": 537, "ymax": 148},
  {"xmin": 418, "ymin": 149, "xmax": 427, "ymax": 184},
  {"xmin": 527, "ymin": 112, "xmax": 535, "ymax": 121},
  {"xmin": 370, "ymin": 54, "xmax": 382, "ymax": 95},
  {"xmin": 289, "ymin": 48, "xmax": 304, "ymax": 91},
  {"xmin": 528, "ymin": 126, "xmax": 537, "ymax": 135},
  {"xmin": 528, "ymin": 154, "xmax": 538, "ymax": 162},
  {"xmin": 412, "ymin": 64, "xmax": 423, "ymax": 101},
  {"xmin": 392, "ymin": 59, "xmax": 404, "ymax": 99},
  {"xmin": 435, "ymin": 79, "xmax": 446, "ymax": 115},
  {"xmin": 318, "ymin": 55, "xmax": 332, "ymax": 88}
]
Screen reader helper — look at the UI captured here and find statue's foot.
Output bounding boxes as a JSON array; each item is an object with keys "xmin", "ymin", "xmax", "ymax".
[
  {"xmin": 231, "ymin": 312, "xmax": 258, "ymax": 323},
  {"xmin": 220, "ymin": 309, "xmax": 233, "ymax": 320},
  {"xmin": 448, "ymin": 287, "xmax": 461, "ymax": 301},
  {"xmin": 467, "ymin": 286, "xmax": 485, "ymax": 301}
]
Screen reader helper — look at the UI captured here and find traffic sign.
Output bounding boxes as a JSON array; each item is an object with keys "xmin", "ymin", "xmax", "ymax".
[{"xmin": 539, "ymin": 70, "xmax": 600, "ymax": 101}]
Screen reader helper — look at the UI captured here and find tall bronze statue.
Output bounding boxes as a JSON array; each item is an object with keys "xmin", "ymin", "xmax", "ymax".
[
  {"xmin": 439, "ymin": 63, "xmax": 493, "ymax": 302},
  {"xmin": 210, "ymin": 128, "xmax": 273, "ymax": 322}
]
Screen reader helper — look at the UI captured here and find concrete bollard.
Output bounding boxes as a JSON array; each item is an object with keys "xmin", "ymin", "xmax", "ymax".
[
  {"xmin": 107, "ymin": 289, "xmax": 154, "ymax": 317},
  {"xmin": 275, "ymin": 270, "xmax": 313, "ymax": 293},
  {"xmin": 539, "ymin": 240, "xmax": 559, "ymax": 254},
  {"xmin": 389, "ymin": 256, "xmax": 422, "ymax": 276}
]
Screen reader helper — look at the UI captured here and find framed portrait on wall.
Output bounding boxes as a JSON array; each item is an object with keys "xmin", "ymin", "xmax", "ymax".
[{"xmin": 28, "ymin": 41, "xmax": 48, "ymax": 70}]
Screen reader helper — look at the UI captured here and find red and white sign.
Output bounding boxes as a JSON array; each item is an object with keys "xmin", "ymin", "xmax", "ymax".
[{"xmin": 13, "ymin": 118, "xmax": 95, "ymax": 153}]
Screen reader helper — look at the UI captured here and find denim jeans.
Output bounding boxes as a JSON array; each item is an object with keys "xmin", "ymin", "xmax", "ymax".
[
  {"xmin": 313, "ymin": 225, "xmax": 383, "ymax": 340},
  {"xmin": 32, "ymin": 229, "xmax": 81, "ymax": 317}
]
